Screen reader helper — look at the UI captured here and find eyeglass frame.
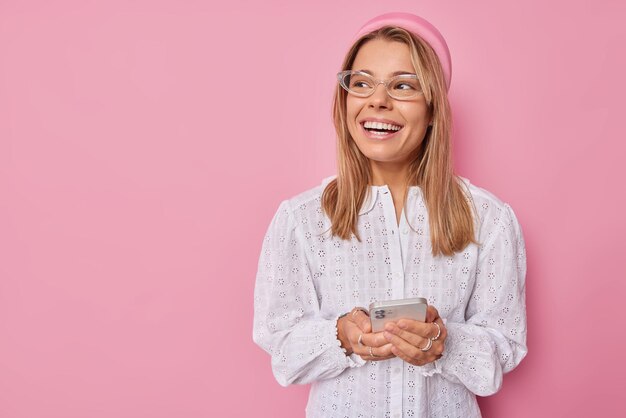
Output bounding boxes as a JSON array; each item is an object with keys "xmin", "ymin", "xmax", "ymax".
[{"xmin": 337, "ymin": 70, "xmax": 424, "ymax": 101}]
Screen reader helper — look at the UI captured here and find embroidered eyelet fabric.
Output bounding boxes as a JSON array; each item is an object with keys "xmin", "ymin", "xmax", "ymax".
[{"xmin": 252, "ymin": 175, "xmax": 527, "ymax": 418}]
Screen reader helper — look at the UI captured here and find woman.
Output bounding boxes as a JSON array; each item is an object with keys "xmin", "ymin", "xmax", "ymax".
[{"xmin": 253, "ymin": 12, "xmax": 527, "ymax": 418}]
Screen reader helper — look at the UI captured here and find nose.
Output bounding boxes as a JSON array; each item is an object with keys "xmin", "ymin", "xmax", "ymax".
[{"xmin": 367, "ymin": 82, "xmax": 392, "ymax": 109}]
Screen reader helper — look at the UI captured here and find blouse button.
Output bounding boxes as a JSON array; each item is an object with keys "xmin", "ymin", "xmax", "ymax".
[{"xmin": 402, "ymin": 228, "xmax": 409, "ymax": 235}]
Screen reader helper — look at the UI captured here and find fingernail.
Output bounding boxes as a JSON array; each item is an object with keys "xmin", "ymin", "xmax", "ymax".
[
  {"xmin": 398, "ymin": 321, "xmax": 407, "ymax": 329},
  {"xmin": 384, "ymin": 323, "xmax": 394, "ymax": 332},
  {"xmin": 383, "ymin": 331, "xmax": 392, "ymax": 340}
]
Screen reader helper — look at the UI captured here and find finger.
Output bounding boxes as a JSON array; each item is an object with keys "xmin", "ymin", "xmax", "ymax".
[
  {"xmin": 362, "ymin": 353, "xmax": 395, "ymax": 362},
  {"xmin": 383, "ymin": 330, "xmax": 427, "ymax": 360},
  {"xmin": 425, "ymin": 305, "xmax": 440, "ymax": 323},
  {"xmin": 358, "ymin": 343, "xmax": 395, "ymax": 361},
  {"xmin": 352, "ymin": 338, "xmax": 393, "ymax": 358},
  {"xmin": 386, "ymin": 325, "xmax": 446, "ymax": 360},
  {"xmin": 344, "ymin": 321, "xmax": 387, "ymax": 349},
  {"xmin": 387, "ymin": 334, "xmax": 441, "ymax": 366},
  {"xmin": 384, "ymin": 322, "xmax": 427, "ymax": 347},
  {"xmin": 372, "ymin": 343, "xmax": 394, "ymax": 357},
  {"xmin": 350, "ymin": 309, "xmax": 372, "ymax": 333},
  {"xmin": 356, "ymin": 331, "xmax": 389, "ymax": 348},
  {"xmin": 392, "ymin": 318, "xmax": 433, "ymax": 339},
  {"xmin": 343, "ymin": 320, "xmax": 366, "ymax": 347}
]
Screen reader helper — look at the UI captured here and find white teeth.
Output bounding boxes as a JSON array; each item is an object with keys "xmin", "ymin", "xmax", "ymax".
[{"xmin": 363, "ymin": 121, "xmax": 402, "ymax": 131}]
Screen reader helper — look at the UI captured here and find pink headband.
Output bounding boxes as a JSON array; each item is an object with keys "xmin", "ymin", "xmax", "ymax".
[{"xmin": 352, "ymin": 12, "xmax": 452, "ymax": 91}]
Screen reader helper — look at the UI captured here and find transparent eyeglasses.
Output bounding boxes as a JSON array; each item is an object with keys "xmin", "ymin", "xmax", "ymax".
[{"xmin": 337, "ymin": 70, "xmax": 423, "ymax": 100}]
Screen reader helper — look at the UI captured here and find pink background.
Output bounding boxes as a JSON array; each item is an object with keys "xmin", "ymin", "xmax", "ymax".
[{"xmin": 1, "ymin": 0, "xmax": 625, "ymax": 417}]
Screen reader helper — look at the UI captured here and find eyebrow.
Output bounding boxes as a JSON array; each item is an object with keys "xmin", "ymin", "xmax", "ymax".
[{"xmin": 359, "ymin": 69, "xmax": 416, "ymax": 76}]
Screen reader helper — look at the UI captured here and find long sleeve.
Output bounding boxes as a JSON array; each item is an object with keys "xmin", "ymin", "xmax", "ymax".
[
  {"xmin": 252, "ymin": 200, "xmax": 365, "ymax": 387},
  {"xmin": 424, "ymin": 203, "xmax": 528, "ymax": 396}
]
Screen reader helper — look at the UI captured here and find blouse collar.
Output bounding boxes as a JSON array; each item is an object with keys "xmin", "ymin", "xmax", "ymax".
[{"xmin": 321, "ymin": 175, "xmax": 422, "ymax": 216}]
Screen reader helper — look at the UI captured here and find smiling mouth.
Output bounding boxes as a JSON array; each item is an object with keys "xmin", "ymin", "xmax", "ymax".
[{"xmin": 361, "ymin": 121, "xmax": 404, "ymax": 134}]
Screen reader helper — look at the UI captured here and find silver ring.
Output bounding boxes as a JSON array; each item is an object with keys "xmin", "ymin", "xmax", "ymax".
[
  {"xmin": 369, "ymin": 346, "xmax": 378, "ymax": 358},
  {"xmin": 358, "ymin": 334, "xmax": 363, "ymax": 346},
  {"xmin": 431, "ymin": 322, "xmax": 441, "ymax": 341},
  {"xmin": 420, "ymin": 338, "xmax": 433, "ymax": 352}
]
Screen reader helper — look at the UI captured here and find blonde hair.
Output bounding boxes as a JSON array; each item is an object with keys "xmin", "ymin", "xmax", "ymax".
[{"xmin": 321, "ymin": 26, "xmax": 477, "ymax": 257}]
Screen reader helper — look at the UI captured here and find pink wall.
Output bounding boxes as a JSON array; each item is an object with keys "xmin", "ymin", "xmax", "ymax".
[{"xmin": 1, "ymin": 0, "xmax": 624, "ymax": 417}]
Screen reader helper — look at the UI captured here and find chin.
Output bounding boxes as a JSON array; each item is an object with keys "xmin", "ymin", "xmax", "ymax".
[{"xmin": 361, "ymin": 152, "xmax": 402, "ymax": 163}]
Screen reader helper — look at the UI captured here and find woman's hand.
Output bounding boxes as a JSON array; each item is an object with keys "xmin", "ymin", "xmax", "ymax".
[
  {"xmin": 337, "ymin": 307, "xmax": 395, "ymax": 361},
  {"xmin": 382, "ymin": 305, "xmax": 447, "ymax": 366}
]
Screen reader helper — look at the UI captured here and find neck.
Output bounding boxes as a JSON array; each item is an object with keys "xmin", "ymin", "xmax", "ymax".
[{"xmin": 370, "ymin": 160, "xmax": 412, "ymax": 189}]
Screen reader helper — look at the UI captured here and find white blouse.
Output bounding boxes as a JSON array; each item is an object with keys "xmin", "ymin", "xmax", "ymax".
[{"xmin": 253, "ymin": 175, "xmax": 527, "ymax": 418}]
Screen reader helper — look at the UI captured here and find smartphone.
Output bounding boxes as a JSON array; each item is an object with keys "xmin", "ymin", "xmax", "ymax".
[{"xmin": 369, "ymin": 297, "xmax": 428, "ymax": 332}]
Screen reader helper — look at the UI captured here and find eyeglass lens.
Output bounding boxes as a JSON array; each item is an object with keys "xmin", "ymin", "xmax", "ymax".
[{"xmin": 341, "ymin": 72, "xmax": 421, "ymax": 99}]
